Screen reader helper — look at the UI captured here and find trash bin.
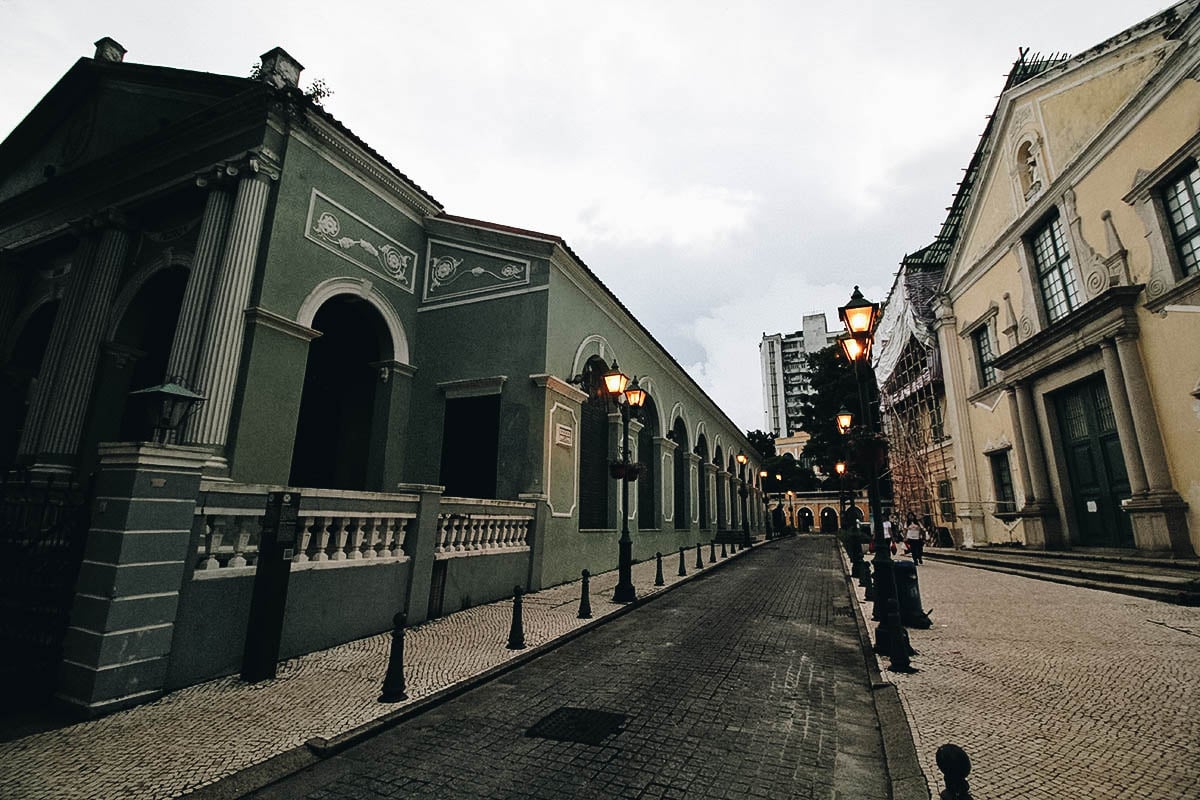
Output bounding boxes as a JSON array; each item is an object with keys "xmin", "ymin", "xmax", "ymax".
[{"xmin": 891, "ymin": 560, "xmax": 932, "ymax": 629}]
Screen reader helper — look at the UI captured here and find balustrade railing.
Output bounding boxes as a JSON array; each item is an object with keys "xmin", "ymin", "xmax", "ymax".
[
  {"xmin": 192, "ymin": 485, "xmax": 536, "ymax": 576},
  {"xmin": 192, "ymin": 484, "xmax": 419, "ymax": 576}
]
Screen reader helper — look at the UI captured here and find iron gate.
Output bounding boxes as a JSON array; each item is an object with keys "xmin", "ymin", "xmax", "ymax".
[{"xmin": 0, "ymin": 470, "xmax": 93, "ymax": 710}]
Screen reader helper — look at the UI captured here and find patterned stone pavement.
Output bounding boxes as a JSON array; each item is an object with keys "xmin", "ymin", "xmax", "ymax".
[
  {"xmin": 850, "ymin": 555, "xmax": 1200, "ymax": 800},
  {"xmin": 247, "ymin": 536, "xmax": 890, "ymax": 800},
  {"xmin": 0, "ymin": 544, "xmax": 752, "ymax": 800}
]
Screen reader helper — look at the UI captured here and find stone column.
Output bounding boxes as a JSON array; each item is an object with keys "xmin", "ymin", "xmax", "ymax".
[
  {"xmin": 628, "ymin": 419, "xmax": 645, "ymax": 528},
  {"xmin": 184, "ymin": 159, "xmax": 277, "ymax": 468},
  {"xmin": 37, "ymin": 218, "xmax": 132, "ymax": 470},
  {"xmin": 1005, "ymin": 388, "xmax": 1035, "ymax": 504},
  {"xmin": 57, "ymin": 443, "xmax": 210, "ymax": 716},
  {"xmin": 659, "ymin": 437, "xmax": 678, "ymax": 529},
  {"xmin": 717, "ymin": 469, "xmax": 730, "ymax": 532},
  {"xmin": 1098, "ymin": 340, "xmax": 1149, "ymax": 494},
  {"xmin": 164, "ymin": 170, "xmax": 235, "ymax": 385},
  {"xmin": 1014, "ymin": 382, "xmax": 1054, "ymax": 504},
  {"xmin": 686, "ymin": 452, "xmax": 701, "ymax": 530},
  {"xmin": 703, "ymin": 462, "xmax": 718, "ymax": 533},
  {"xmin": 934, "ymin": 297, "xmax": 982, "ymax": 546},
  {"xmin": 1113, "ymin": 335, "xmax": 1171, "ymax": 492},
  {"xmin": 18, "ymin": 235, "xmax": 99, "ymax": 460},
  {"xmin": 1111, "ymin": 335, "xmax": 1193, "ymax": 555}
]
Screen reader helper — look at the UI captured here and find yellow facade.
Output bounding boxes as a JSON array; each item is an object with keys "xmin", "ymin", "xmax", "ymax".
[{"xmin": 939, "ymin": 3, "xmax": 1200, "ymax": 556}]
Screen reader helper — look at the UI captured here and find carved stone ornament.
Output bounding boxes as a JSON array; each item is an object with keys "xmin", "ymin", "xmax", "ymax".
[
  {"xmin": 423, "ymin": 240, "xmax": 531, "ymax": 303},
  {"xmin": 304, "ymin": 189, "xmax": 418, "ymax": 293}
]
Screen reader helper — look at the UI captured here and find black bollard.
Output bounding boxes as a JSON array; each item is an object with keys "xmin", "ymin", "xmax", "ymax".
[
  {"xmin": 709, "ymin": 540, "xmax": 716, "ymax": 563},
  {"xmin": 936, "ymin": 744, "xmax": 973, "ymax": 800},
  {"xmin": 677, "ymin": 546, "xmax": 687, "ymax": 577},
  {"xmin": 507, "ymin": 585, "xmax": 526, "ymax": 649},
  {"xmin": 578, "ymin": 570, "xmax": 592, "ymax": 619},
  {"xmin": 378, "ymin": 612, "xmax": 409, "ymax": 703},
  {"xmin": 655, "ymin": 552, "xmax": 665, "ymax": 586},
  {"xmin": 695, "ymin": 542, "xmax": 703, "ymax": 570},
  {"xmin": 721, "ymin": 540, "xmax": 728, "ymax": 558}
]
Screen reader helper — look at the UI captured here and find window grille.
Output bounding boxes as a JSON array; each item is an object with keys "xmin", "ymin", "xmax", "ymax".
[
  {"xmin": 1031, "ymin": 217, "xmax": 1080, "ymax": 322},
  {"xmin": 1165, "ymin": 164, "xmax": 1200, "ymax": 277}
]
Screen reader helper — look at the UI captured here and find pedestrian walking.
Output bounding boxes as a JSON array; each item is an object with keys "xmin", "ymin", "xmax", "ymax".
[{"xmin": 905, "ymin": 513, "xmax": 925, "ymax": 565}]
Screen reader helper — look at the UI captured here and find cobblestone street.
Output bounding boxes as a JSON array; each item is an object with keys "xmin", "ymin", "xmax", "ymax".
[
  {"xmin": 248, "ymin": 536, "xmax": 889, "ymax": 800},
  {"xmin": 853, "ymin": 555, "xmax": 1200, "ymax": 800}
]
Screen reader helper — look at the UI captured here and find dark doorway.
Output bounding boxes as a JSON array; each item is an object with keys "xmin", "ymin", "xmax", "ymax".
[
  {"xmin": 1055, "ymin": 376, "xmax": 1133, "ymax": 547},
  {"xmin": 578, "ymin": 357, "xmax": 610, "ymax": 529},
  {"xmin": 113, "ymin": 268, "xmax": 188, "ymax": 441},
  {"xmin": 820, "ymin": 508, "xmax": 838, "ymax": 532},
  {"xmin": 799, "ymin": 507, "xmax": 814, "ymax": 532},
  {"xmin": 695, "ymin": 435, "xmax": 709, "ymax": 530},
  {"xmin": 440, "ymin": 395, "xmax": 501, "ymax": 499},
  {"xmin": 289, "ymin": 296, "xmax": 386, "ymax": 491},
  {"xmin": 672, "ymin": 418, "xmax": 688, "ymax": 530},
  {"xmin": 637, "ymin": 395, "xmax": 658, "ymax": 530},
  {"xmin": 0, "ymin": 301, "xmax": 58, "ymax": 473}
]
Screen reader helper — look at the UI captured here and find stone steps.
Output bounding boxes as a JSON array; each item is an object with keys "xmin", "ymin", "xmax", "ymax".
[{"xmin": 923, "ymin": 547, "xmax": 1200, "ymax": 606}]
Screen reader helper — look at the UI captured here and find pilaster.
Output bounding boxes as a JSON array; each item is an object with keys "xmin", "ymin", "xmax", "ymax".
[{"xmin": 401, "ymin": 485, "xmax": 446, "ymax": 624}]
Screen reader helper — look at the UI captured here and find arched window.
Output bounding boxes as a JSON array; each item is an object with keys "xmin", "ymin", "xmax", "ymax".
[
  {"xmin": 714, "ymin": 445, "xmax": 726, "ymax": 530},
  {"xmin": 672, "ymin": 418, "xmax": 688, "ymax": 530},
  {"xmin": 695, "ymin": 435, "xmax": 710, "ymax": 530},
  {"xmin": 578, "ymin": 356, "xmax": 610, "ymax": 529},
  {"xmin": 637, "ymin": 393, "xmax": 658, "ymax": 530}
]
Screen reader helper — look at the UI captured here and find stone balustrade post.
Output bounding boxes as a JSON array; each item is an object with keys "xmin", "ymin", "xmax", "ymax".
[
  {"xmin": 400, "ymin": 484, "xmax": 445, "ymax": 625},
  {"xmin": 57, "ymin": 443, "xmax": 209, "ymax": 716}
]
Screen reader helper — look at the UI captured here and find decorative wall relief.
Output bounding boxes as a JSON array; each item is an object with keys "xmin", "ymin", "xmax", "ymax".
[
  {"xmin": 423, "ymin": 240, "xmax": 530, "ymax": 303},
  {"xmin": 304, "ymin": 190, "xmax": 418, "ymax": 293}
]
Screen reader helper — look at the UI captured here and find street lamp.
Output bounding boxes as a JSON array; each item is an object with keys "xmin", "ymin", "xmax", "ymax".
[
  {"xmin": 838, "ymin": 286, "xmax": 913, "ymax": 673},
  {"xmin": 736, "ymin": 451, "xmax": 751, "ymax": 547},
  {"xmin": 759, "ymin": 469, "xmax": 771, "ymax": 538},
  {"xmin": 129, "ymin": 377, "xmax": 206, "ymax": 444},
  {"xmin": 836, "ymin": 407, "xmax": 854, "ymax": 436},
  {"xmin": 835, "ymin": 460, "xmax": 847, "ymax": 530},
  {"xmin": 603, "ymin": 362, "xmax": 646, "ymax": 603}
]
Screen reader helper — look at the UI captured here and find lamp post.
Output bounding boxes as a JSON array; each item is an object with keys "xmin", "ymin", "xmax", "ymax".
[
  {"xmin": 835, "ymin": 460, "xmax": 847, "ymax": 530},
  {"xmin": 759, "ymin": 469, "xmax": 771, "ymax": 538},
  {"xmin": 736, "ymin": 451, "xmax": 751, "ymax": 547},
  {"xmin": 602, "ymin": 362, "xmax": 646, "ymax": 604},
  {"xmin": 838, "ymin": 286, "xmax": 913, "ymax": 673},
  {"xmin": 786, "ymin": 490, "xmax": 795, "ymax": 532}
]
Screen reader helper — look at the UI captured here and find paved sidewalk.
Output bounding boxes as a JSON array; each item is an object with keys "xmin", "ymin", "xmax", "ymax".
[
  {"xmin": 848, "ymin": 555, "xmax": 1200, "ymax": 799},
  {"xmin": 0, "ymin": 543, "xmax": 751, "ymax": 800}
]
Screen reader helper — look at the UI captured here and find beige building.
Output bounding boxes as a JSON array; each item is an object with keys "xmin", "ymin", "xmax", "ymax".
[{"xmin": 937, "ymin": 2, "xmax": 1199, "ymax": 556}]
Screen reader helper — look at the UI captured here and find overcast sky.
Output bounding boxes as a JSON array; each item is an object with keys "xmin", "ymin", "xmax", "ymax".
[{"xmin": 0, "ymin": 0, "xmax": 1174, "ymax": 432}]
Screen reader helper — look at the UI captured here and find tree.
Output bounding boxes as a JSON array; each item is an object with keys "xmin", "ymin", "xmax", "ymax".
[
  {"xmin": 745, "ymin": 429, "xmax": 776, "ymax": 460},
  {"xmin": 795, "ymin": 344, "xmax": 877, "ymax": 478}
]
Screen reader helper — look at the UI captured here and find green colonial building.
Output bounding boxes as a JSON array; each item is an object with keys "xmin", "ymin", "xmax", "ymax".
[{"xmin": 0, "ymin": 39, "xmax": 767, "ymax": 716}]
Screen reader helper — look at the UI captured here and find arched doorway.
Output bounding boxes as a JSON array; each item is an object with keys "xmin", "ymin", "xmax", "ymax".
[
  {"xmin": 695, "ymin": 434, "xmax": 709, "ymax": 530},
  {"xmin": 577, "ymin": 356, "xmax": 610, "ymax": 529},
  {"xmin": 799, "ymin": 507, "xmax": 814, "ymax": 532},
  {"xmin": 637, "ymin": 393, "xmax": 658, "ymax": 530},
  {"xmin": 727, "ymin": 454, "xmax": 739, "ymax": 529},
  {"xmin": 820, "ymin": 507, "xmax": 838, "ymax": 532},
  {"xmin": 0, "ymin": 300, "xmax": 58, "ymax": 472},
  {"xmin": 672, "ymin": 418, "xmax": 688, "ymax": 530},
  {"xmin": 289, "ymin": 295, "xmax": 387, "ymax": 491}
]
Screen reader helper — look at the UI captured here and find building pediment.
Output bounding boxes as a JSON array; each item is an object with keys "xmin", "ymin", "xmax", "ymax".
[{"xmin": 0, "ymin": 57, "xmax": 252, "ymax": 205}]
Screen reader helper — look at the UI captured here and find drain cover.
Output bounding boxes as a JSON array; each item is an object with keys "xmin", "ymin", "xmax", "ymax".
[{"xmin": 526, "ymin": 706, "xmax": 627, "ymax": 745}]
